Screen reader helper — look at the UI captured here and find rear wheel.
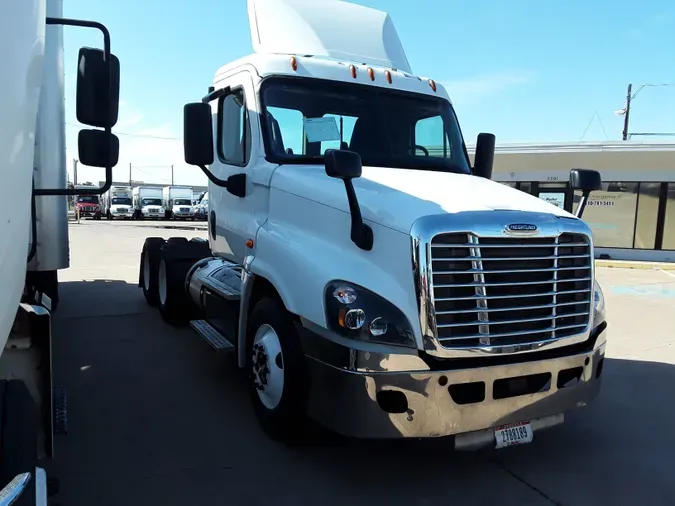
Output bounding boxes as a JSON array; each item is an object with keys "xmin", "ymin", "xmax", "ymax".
[
  {"xmin": 140, "ymin": 237, "xmax": 166, "ymax": 306},
  {"xmin": 246, "ymin": 297, "xmax": 310, "ymax": 445},
  {"xmin": 156, "ymin": 238, "xmax": 211, "ymax": 325}
]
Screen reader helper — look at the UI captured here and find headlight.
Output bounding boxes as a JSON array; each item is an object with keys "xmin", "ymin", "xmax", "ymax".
[
  {"xmin": 324, "ymin": 281, "xmax": 415, "ymax": 348},
  {"xmin": 592, "ymin": 280, "xmax": 605, "ymax": 328}
]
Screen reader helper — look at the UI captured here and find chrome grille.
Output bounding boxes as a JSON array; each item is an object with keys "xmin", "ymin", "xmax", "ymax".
[{"xmin": 430, "ymin": 232, "xmax": 592, "ymax": 349}]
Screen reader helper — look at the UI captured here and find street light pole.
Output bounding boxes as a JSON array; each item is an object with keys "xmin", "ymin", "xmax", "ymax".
[{"xmin": 622, "ymin": 83, "xmax": 632, "ymax": 141}]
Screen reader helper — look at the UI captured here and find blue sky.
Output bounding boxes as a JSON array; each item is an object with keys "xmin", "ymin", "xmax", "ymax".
[{"xmin": 62, "ymin": 0, "xmax": 675, "ymax": 186}]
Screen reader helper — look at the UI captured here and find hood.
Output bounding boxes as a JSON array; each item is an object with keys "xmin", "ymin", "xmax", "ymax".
[
  {"xmin": 76, "ymin": 202, "xmax": 99, "ymax": 207},
  {"xmin": 271, "ymin": 165, "xmax": 576, "ymax": 233}
]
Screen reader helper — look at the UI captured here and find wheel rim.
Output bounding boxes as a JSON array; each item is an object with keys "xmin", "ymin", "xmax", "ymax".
[
  {"xmin": 252, "ymin": 324, "xmax": 284, "ymax": 410},
  {"xmin": 143, "ymin": 251, "xmax": 151, "ymax": 289},
  {"xmin": 158, "ymin": 259, "xmax": 168, "ymax": 306}
]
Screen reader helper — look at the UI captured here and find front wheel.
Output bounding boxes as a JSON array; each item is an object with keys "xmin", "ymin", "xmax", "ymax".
[{"xmin": 246, "ymin": 297, "xmax": 310, "ymax": 444}]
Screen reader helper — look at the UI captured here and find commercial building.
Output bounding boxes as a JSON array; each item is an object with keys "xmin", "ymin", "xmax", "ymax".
[{"xmin": 469, "ymin": 142, "xmax": 675, "ymax": 262}]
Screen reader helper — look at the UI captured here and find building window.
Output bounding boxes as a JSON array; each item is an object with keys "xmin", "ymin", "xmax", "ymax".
[
  {"xmin": 634, "ymin": 183, "xmax": 661, "ymax": 249},
  {"xmin": 662, "ymin": 183, "xmax": 675, "ymax": 250},
  {"xmin": 573, "ymin": 182, "xmax": 638, "ymax": 249}
]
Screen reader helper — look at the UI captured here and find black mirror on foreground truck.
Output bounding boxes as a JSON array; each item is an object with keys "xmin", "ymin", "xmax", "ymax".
[
  {"xmin": 184, "ymin": 102, "xmax": 214, "ymax": 166},
  {"xmin": 324, "ymin": 149, "xmax": 373, "ymax": 251},
  {"xmin": 78, "ymin": 129, "xmax": 119, "ymax": 168},
  {"xmin": 183, "ymin": 102, "xmax": 247, "ymax": 198},
  {"xmin": 570, "ymin": 168, "xmax": 602, "ymax": 219},
  {"xmin": 473, "ymin": 133, "xmax": 496, "ymax": 180},
  {"xmin": 76, "ymin": 47, "xmax": 120, "ymax": 128}
]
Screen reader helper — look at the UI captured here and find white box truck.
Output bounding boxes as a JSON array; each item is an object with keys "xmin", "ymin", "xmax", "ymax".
[
  {"xmin": 139, "ymin": 0, "xmax": 607, "ymax": 450},
  {"xmin": 162, "ymin": 186, "xmax": 194, "ymax": 220},
  {"xmin": 132, "ymin": 186, "xmax": 164, "ymax": 220},
  {"xmin": 0, "ymin": 0, "xmax": 121, "ymax": 501},
  {"xmin": 101, "ymin": 185, "xmax": 133, "ymax": 219}
]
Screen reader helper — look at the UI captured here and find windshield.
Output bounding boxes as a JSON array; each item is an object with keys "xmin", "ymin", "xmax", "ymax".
[
  {"xmin": 260, "ymin": 77, "xmax": 470, "ymax": 173},
  {"xmin": 174, "ymin": 199, "xmax": 192, "ymax": 206},
  {"xmin": 112, "ymin": 197, "xmax": 132, "ymax": 206},
  {"xmin": 77, "ymin": 196, "xmax": 99, "ymax": 204},
  {"xmin": 142, "ymin": 198, "xmax": 161, "ymax": 206}
]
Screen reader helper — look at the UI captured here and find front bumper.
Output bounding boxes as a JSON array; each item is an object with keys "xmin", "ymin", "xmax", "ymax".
[{"xmin": 303, "ymin": 323, "xmax": 606, "ymax": 443}]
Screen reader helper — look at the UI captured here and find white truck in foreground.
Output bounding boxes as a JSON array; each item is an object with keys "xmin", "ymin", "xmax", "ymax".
[
  {"xmin": 0, "ymin": 0, "xmax": 120, "ymax": 502},
  {"xmin": 162, "ymin": 186, "xmax": 194, "ymax": 220},
  {"xmin": 101, "ymin": 185, "xmax": 133, "ymax": 219},
  {"xmin": 132, "ymin": 186, "xmax": 164, "ymax": 220},
  {"xmin": 139, "ymin": 0, "xmax": 607, "ymax": 448}
]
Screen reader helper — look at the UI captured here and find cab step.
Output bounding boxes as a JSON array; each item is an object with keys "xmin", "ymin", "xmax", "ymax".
[{"xmin": 190, "ymin": 319, "xmax": 235, "ymax": 352}]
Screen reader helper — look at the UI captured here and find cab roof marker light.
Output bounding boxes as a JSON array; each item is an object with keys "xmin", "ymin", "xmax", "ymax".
[
  {"xmin": 290, "ymin": 56, "xmax": 298, "ymax": 71},
  {"xmin": 350, "ymin": 64, "xmax": 357, "ymax": 78},
  {"xmin": 429, "ymin": 79, "xmax": 437, "ymax": 92},
  {"xmin": 368, "ymin": 67, "xmax": 375, "ymax": 81},
  {"xmin": 385, "ymin": 70, "xmax": 392, "ymax": 84}
]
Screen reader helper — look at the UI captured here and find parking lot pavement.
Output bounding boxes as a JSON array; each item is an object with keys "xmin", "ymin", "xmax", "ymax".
[{"xmin": 48, "ymin": 221, "xmax": 675, "ymax": 505}]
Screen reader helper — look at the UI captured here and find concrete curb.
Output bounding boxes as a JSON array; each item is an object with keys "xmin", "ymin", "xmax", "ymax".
[{"xmin": 596, "ymin": 259, "xmax": 675, "ymax": 271}]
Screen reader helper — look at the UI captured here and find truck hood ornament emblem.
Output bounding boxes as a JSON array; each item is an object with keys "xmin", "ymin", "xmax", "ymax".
[{"xmin": 504, "ymin": 223, "xmax": 539, "ymax": 235}]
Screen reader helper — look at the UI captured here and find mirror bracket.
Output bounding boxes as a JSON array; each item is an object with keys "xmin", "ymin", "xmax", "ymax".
[{"xmin": 199, "ymin": 167, "xmax": 247, "ymax": 198}]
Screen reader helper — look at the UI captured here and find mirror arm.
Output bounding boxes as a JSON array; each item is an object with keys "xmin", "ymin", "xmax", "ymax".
[
  {"xmin": 38, "ymin": 17, "xmax": 115, "ymax": 197},
  {"xmin": 202, "ymin": 86, "xmax": 231, "ymax": 104},
  {"xmin": 343, "ymin": 179, "xmax": 373, "ymax": 251},
  {"xmin": 575, "ymin": 191, "xmax": 590, "ymax": 218},
  {"xmin": 198, "ymin": 165, "xmax": 246, "ymax": 198}
]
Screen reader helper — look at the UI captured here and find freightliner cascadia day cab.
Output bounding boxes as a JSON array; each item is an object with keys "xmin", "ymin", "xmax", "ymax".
[
  {"xmin": 139, "ymin": 0, "xmax": 607, "ymax": 448},
  {"xmin": 132, "ymin": 186, "xmax": 165, "ymax": 220},
  {"xmin": 162, "ymin": 185, "xmax": 194, "ymax": 220},
  {"xmin": 0, "ymin": 0, "xmax": 121, "ymax": 501},
  {"xmin": 101, "ymin": 185, "xmax": 133, "ymax": 219}
]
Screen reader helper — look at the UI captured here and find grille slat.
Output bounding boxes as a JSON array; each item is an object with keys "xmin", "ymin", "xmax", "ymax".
[{"xmin": 430, "ymin": 232, "xmax": 592, "ymax": 349}]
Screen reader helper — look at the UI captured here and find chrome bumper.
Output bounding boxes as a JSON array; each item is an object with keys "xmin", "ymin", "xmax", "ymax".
[{"xmin": 305, "ymin": 327, "xmax": 606, "ymax": 442}]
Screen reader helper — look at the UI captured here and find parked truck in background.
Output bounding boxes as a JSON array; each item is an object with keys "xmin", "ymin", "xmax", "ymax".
[
  {"xmin": 132, "ymin": 186, "xmax": 164, "ymax": 220},
  {"xmin": 193, "ymin": 191, "xmax": 209, "ymax": 221},
  {"xmin": 101, "ymin": 185, "xmax": 133, "ymax": 220},
  {"xmin": 162, "ymin": 186, "xmax": 194, "ymax": 220},
  {"xmin": 74, "ymin": 184, "xmax": 102, "ymax": 220},
  {"xmin": 139, "ymin": 0, "xmax": 607, "ymax": 449},
  {"xmin": 0, "ymin": 0, "xmax": 121, "ymax": 502}
]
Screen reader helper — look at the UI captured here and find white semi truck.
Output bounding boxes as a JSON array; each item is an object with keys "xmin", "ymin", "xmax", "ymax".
[
  {"xmin": 162, "ymin": 186, "xmax": 194, "ymax": 220},
  {"xmin": 101, "ymin": 185, "xmax": 133, "ymax": 220},
  {"xmin": 132, "ymin": 186, "xmax": 164, "ymax": 220},
  {"xmin": 0, "ymin": 0, "xmax": 120, "ymax": 502},
  {"xmin": 139, "ymin": 0, "xmax": 607, "ymax": 448}
]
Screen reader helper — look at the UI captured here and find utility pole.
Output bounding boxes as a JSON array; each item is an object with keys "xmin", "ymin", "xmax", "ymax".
[
  {"xmin": 129, "ymin": 162, "xmax": 132, "ymax": 186},
  {"xmin": 622, "ymin": 83, "xmax": 632, "ymax": 141},
  {"xmin": 73, "ymin": 158, "xmax": 78, "ymax": 185},
  {"xmin": 171, "ymin": 165, "xmax": 174, "ymax": 185}
]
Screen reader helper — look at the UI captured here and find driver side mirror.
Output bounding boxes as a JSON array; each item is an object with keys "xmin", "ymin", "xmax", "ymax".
[
  {"xmin": 324, "ymin": 149, "xmax": 362, "ymax": 180},
  {"xmin": 76, "ymin": 47, "xmax": 120, "ymax": 128},
  {"xmin": 184, "ymin": 102, "xmax": 214, "ymax": 166},
  {"xmin": 473, "ymin": 132, "xmax": 496, "ymax": 179},
  {"xmin": 570, "ymin": 168, "xmax": 602, "ymax": 218},
  {"xmin": 75, "ymin": 47, "xmax": 120, "ymax": 169}
]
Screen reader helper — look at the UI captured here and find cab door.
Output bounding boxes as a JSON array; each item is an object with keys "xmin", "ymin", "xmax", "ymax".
[{"xmin": 208, "ymin": 69, "xmax": 263, "ymax": 264}]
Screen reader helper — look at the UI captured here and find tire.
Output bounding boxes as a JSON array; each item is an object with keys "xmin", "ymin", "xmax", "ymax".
[
  {"xmin": 139, "ymin": 237, "xmax": 166, "ymax": 306},
  {"xmin": 246, "ymin": 297, "xmax": 310, "ymax": 445},
  {"xmin": 156, "ymin": 238, "xmax": 211, "ymax": 325},
  {"xmin": 0, "ymin": 380, "xmax": 38, "ymax": 505}
]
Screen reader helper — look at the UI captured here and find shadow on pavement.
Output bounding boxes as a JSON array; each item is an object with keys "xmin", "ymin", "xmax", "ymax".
[{"xmin": 47, "ymin": 279, "xmax": 675, "ymax": 506}]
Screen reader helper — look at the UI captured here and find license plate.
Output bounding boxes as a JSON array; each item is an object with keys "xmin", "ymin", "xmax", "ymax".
[{"xmin": 495, "ymin": 421, "xmax": 533, "ymax": 449}]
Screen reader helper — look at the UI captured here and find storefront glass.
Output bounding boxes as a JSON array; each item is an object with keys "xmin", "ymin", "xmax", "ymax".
[
  {"xmin": 634, "ymin": 183, "xmax": 661, "ymax": 249},
  {"xmin": 573, "ymin": 182, "xmax": 638, "ymax": 248},
  {"xmin": 662, "ymin": 183, "xmax": 675, "ymax": 250}
]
